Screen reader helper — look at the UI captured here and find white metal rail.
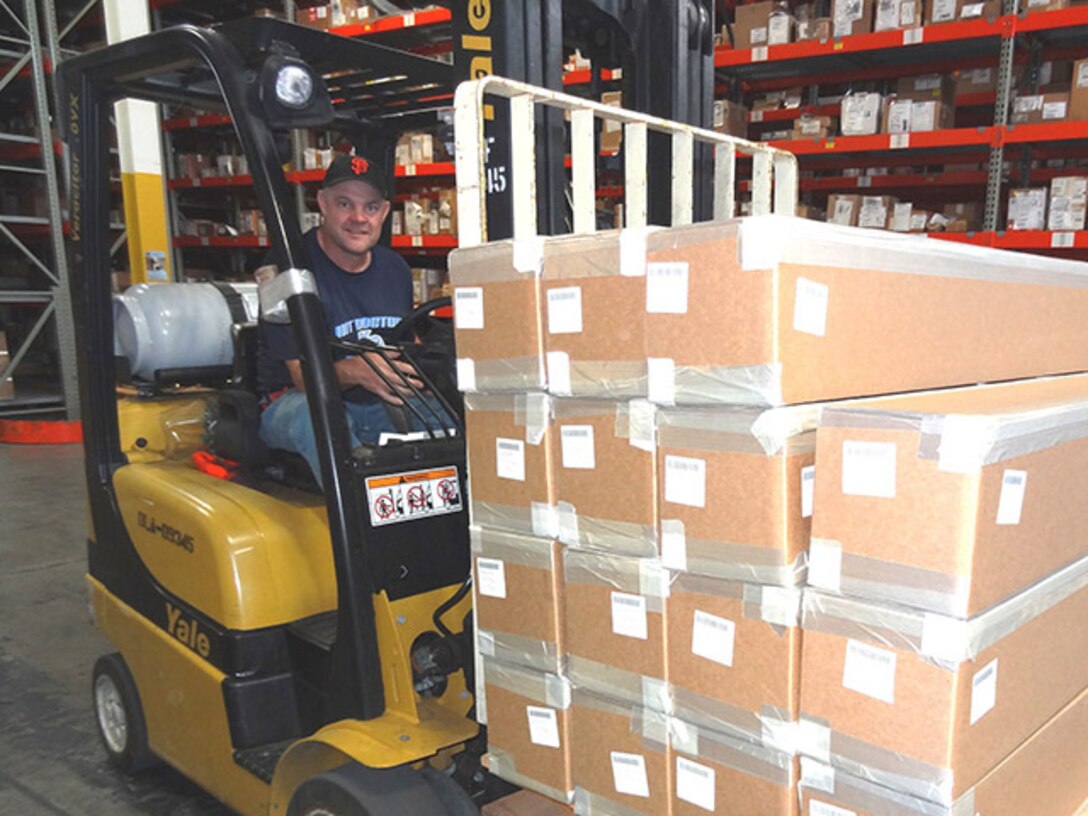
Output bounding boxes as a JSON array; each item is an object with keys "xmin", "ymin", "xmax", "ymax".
[{"xmin": 454, "ymin": 75, "xmax": 799, "ymax": 249}]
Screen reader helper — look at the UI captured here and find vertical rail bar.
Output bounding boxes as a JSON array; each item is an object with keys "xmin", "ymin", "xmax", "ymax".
[
  {"xmin": 752, "ymin": 152, "xmax": 772, "ymax": 216},
  {"xmin": 510, "ymin": 93, "xmax": 537, "ymax": 241},
  {"xmin": 624, "ymin": 122, "xmax": 648, "ymax": 229},
  {"xmin": 671, "ymin": 129, "xmax": 693, "ymax": 226},
  {"xmin": 773, "ymin": 155, "xmax": 798, "ymax": 216},
  {"xmin": 713, "ymin": 141, "xmax": 736, "ymax": 222},
  {"xmin": 453, "ymin": 82, "xmax": 486, "ymax": 246},
  {"xmin": 570, "ymin": 108, "xmax": 596, "ymax": 234}
]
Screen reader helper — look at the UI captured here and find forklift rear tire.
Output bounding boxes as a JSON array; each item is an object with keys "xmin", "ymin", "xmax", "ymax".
[
  {"xmin": 287, "ymin": 763, "xmax": 463, "ymax": 816},
  {"xmin": 92, "ymin": 653, "xmax": 158, "ymax": 773}
]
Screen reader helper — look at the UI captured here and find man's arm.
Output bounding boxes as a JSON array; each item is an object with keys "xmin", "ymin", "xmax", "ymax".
[{"xmin": 284, "ymin": 353, "xmax": 423, "ymax": 405}]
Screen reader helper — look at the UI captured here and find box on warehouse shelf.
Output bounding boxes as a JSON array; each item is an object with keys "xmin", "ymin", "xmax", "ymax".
[
  {"xmin": 840, "ymin": 93, "xmax": 883, "ymax": 136},
  {"xmin": 669, "ymin": 719, "xmax": 800, "ymax": 816},
  {"xmin": 926, "ymin": 0, "xmax": 962, "ymax": 24},
  {"xmin": 1047, "ymin": 176, "xmax": 1088, "ymax": 231},
  {"xmin": 1073, "ymin": 58, "xmax": 1088, "ymax": 121},
  {"xmin": 895, "ymin": 75, "xmax": 957, "ymax": 107},
  {"xmin": 656, "ymin": 403, "xmax": 815, "ymax": 585},
  {"xmin": 798, "ymin": 552, "xmax": 1088, "ymax": 805},
  {"xmin": 638, "ymin": 215, "xmax": 1088, "ymax": 407},
  {"xmin": 464, "ymin": 392, "xmax": 555, "ymax": 537},
  {"xmin": 791, "ymin": 115, "xmax": 837, "ymax": 140},
  {"xmin": 713, "ymin": 99, "xmax": 750, "ymax": 139},
  {"xmin": 733, "ymin": 1, "xmax": 775, "ymax": 48},
  {"xmin": 450, "ymin": 240, "xmax": 545, "ymax": 393},
  {"xmin": 809, "ymin": 373, "xmax": 1088, "ymax": 617},
  {"xmin": 857, "ymin": 196, "xmax": 898, "ymax": 229},
  {"xmin": 826, "ymin": 195, "xmax": 861, "ymax": 227},
  {"xmin": 874, "ymin": 0, "xmax": 921, "ymax": 31},
  {"xmin": 666, "ymin": 571, "xmax": 803, "ymax": 752},
  {"xmin": 551, "ymin": 398, "xmax": 657, "ymax": 557},
  {"xmin": 472, "ymin": 526, "xmax": 565, "ymax": 674},
  {"xmin": 482, "ymin": 658, "xmax": 575, "ymax": 804},
  {"xmin": 562, "ymin": 549, "xmax": 669, "ymax": 711},
  {"xmin": 831, "ymin": 0, "xmax": 875, "ymax": 37},
  {"xmin": 955, "ymin": 67, "xmax": 998, "ymax": 95},
  {"xmin": 1010, "ymin": 92, "xmax": 1070, "ymax": 125},
  {"xmin": 798, "ymin": 683, "xmax": 1088, "ymax": 816},
  {"xmin": 570, "ymin": 689, "xmax": 671, "ymax": 816},
  {"xmin": 1006, "ymin": 187, "xmax": 1047, "ymax": 230}
]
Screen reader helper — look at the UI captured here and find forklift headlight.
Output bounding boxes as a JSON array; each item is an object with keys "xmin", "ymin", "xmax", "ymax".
[{"xmin": 274, "ymin": 64, "xmax": 314, "ymax": 109}]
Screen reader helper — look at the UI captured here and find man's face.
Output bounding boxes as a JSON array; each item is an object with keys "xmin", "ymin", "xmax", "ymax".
[{"xmin": 317, "ymin": 179, "xmax": 391, "ymax": 259}]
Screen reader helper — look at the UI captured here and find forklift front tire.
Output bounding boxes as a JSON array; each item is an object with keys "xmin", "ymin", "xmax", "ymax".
[
  {"xmin": 287, "ymin": 763, "xmax": 469, "ymax": 816},
  {"xmin": 92, "ymin": 653, "xmax": 158, "ymax": 773}
]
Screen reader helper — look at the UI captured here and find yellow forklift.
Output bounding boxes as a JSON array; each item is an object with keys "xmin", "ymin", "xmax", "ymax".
[{"xmin": 59, "ymin": 17, "xmax": 484, "ymax": 815}]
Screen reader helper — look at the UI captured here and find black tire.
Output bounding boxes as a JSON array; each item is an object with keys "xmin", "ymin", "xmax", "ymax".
[
  {"xmin": 419, "ymin": 765, "xmax": 480, "ymax": 816},
  {"xmin": 91, "ymin": 653, "xmax": 158, "ymax": 773},
  {"xmin": 287, "ymin": 763, "xmax": 451, "ymax": 816}
]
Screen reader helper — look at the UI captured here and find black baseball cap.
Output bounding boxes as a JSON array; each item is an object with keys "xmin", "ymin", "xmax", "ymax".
[{"xmin": 321, "ymin": 153, "xmax": 388, "ymax": 198}]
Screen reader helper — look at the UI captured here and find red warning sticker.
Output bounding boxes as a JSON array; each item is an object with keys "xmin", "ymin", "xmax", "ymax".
[{"xmin": 365, "ymin": 466, "xmax": 462, "ymax": 527}]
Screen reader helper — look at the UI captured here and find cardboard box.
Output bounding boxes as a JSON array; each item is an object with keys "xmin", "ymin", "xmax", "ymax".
[
  {"xmin": 959, "ymin": 0, "xmax": 1001, "ymax": 17},
  {"xmin": 955, "ymin": 67, "xmax": 998, "ymax": 96},
  {"xmin": 799, "ymin": 684, "xmax": 1088, "ymax": 816},
  {"xmin": 734, "ymin": 1, "xmax": 775, "ymax": 48},
  {"xmin": 1071, "ymin": 58, "xmax": 1088, "ymax": 121},
  {"xmin": 563, "ymin": 550, "xmax": 668, "ymax": 706},
  {"xmin": 858, "ymin": 195, "xmax": 898, "ymax": 229},
  {"xmin": 883, "ymin": 97, "xmax": 914, "ymax": 133},
  {"xmin": 909, "ymin": 208, "xmax": 933, "ymax": 231},
  {"xmin": 768, "ymin": 7, "xmax": 797, "ymax": 44},
  {"xmin": 943, "ymin": 201, "xmax": 982, "ymax": 229},
  {"xmin": 670, "ymin": 720, "xmax": 800, "ymax": 816},
  {"xmin": 827, "ymin": 194, "xmax": 861, "ymax": 225},
  {"xmin": 667, "ymin": 572, "xmax": 803, "ymax": 748},
  {"xmin": 472, "ymin": 526, "xmax": 564, "ymax": 672},
  {"xmin": 890, "ymin": 201, "xmax": 914, "ymax": 232},
  {"xmin": 570, "ymin": 690, "xmax": 670, "ymax": 814},
  {"xmin": 799, "ymin": 553, "xmax": 1088, "ymax": 804},
  {"xmin": 1010, "ymin": 92, "xmax": 1070, "ymax": 124},
  {"xmin": 840, "ymin": 93, "xmax": 882, "ymax": 136},
  {"xmin": 927, "ymin": 0, "xmax": 961, "ymax": 23},
  {"xmin": 636, "ymin": 215, "xmax": 1088, "ymax": 407},
  {"xmin": 796, "ymin": 17, "xmax": 832, "ymax": 39},
  {"xmin": 296, "ymin": 3, "xmax": 331, "ymax": 28},
  {"xmin": 910, "ymin": 100, "xmax": 955, "ymax": 131},
  {"xmin": 482, "ymin": 791, "xmax": 573, "ymax": 816},
  {"xmin": 657, "ymin": 405, "xmax": 815, "ymax": 585},
  {"xmin": 483, "ymin": 659, "xmax": 574, "ymax": 803},
  {"xmin": 791, "ymin": 115, "xmax": 836, "ymax": 140},
  {"xmin": 810, "ymin": 373, "xmax": 1088, "ymax": 615},
  {"xmin": 896, "ymin": 74, "xmax": 957, "ymax": 107},
  {"xmin": 1024, "ymin": 0, "xmax": 1068, "ymax": 12},
  {"xmin": 1007, "ymin": 187, "xmax": 1047, "ymax": 230},
  {"xmin": 551, "ymin": 399, "xmax": 656, "ymax": 556},
  {"xmin": 875, "ymin": 0, "xmax": 922, "ymax": 30},
  {"xmin": 600, "ymin": 91, "xmax": 624, "ymax": 153},
  {"xmin": 831, "ymin": 0, "xmax": 875, "ymax": 37},
  {"xmin": 449, "ymin": 241, "xmax": 546, "ymax": 392},
  {"xmin": 713, "ymin": 99, "xmax": 750, "ymax": 138},
  {"xmin": 1048, "ymin": 175, "xmax": 1088, "ymax": 230},
  {"xmin": 437, "ymin": 188, "xmax": 458, "ymax": 236}
]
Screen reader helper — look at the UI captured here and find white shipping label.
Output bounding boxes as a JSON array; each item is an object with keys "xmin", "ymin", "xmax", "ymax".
[
  {"xmin": 961, "ymin": 1, "xmax": 984, "ymax": 15},
  {"xmin": 547, "ymin": 286, "xmax": 584, "ymax": 334},
  {"xmin": 526, "ymin": 706, "xmax": 562, "ymax": 748},
  {"xmin": 842, "ymin": 440, "xmax": 897, "ymax": 499},
  {"xmin": 647, "ymin": 357, "xmax": 677, "ymax": 405},
  {"xmin": 560, "ymin": 425, "xmax": 596, "ymax": 470},
  {"xmin": 1079, "ymin": 63, "xmax": 1088, "ymax": 87},
  {"xmin": 901, "ymin": 0, "xmax": 916, "ymax": 24},
  {"xmin": 801, "ymin": 465, "xmax": 816, "ymax": 518},
  {"xmin": 456, "ymin": 358, "xmax": 477, "ymax": 393},
  {"xmin": 996, "ymin": 469, "xmax": 1027, "ymax": 525},
  {"xmin": 476, "ymin": 558, "xmax": 507, "ymax": 599},
  {"xmin": 546, "ymin": 351, "xmax": 572, "ymax": 395},
  {"xmin": 611, "ymin": 592, "xmax": 649, "ymax": 640},
  {"xmin": 453, "ymin": 287, "xmax": 484, "ymax": 330},
  {"xmin": 832, "ymin": 198, "xmax": 855, "ymax": 224},
  {"xmin": 793, "ymin": 277, "xmax": 830, "ymax": 337},
  {"xmin": 495, "ymin": 438, "xmax": 526, "ymax": 482},
  {"xmin": 661, "ymin": 520, "xmax": 688, "ymax": 571},
  {"xmin": 1043, "ymin": 102, "xmax": 1068, "ymax": 120},
  {"xmin": 933, "ymin": 0, "xmax": 956, "ymax": 20},
  {"xmin": 676, "ymin": 756, "xmax": 716, "ymax": 811},
  {"xmin": 751, "ymin": 26, "xmax": 768, "ymax": 44},
  {"xmin": 970, "ymin": 658, "xmax": 998, "ymax": 725},
  {"xmin": 665, "ymin": 455, "xmax": 707, "ymax": 508},
  {"xmin": 692, "ymin": 609, "xmax": 736, "ymax": 667},
  {"xmin": 842, "ymin": 639, "xmax": 897, "ymax": 704},
  {"xmin": 611, "ymin": 751, "xmax": 650, "ymax": 798},
  {"xmin": 810, "ymin": 802, "xmax": 857, "ymax": 816},
  {"xmin": 646, "ymin": 262, "xmax": 689, "ymax": 314}
]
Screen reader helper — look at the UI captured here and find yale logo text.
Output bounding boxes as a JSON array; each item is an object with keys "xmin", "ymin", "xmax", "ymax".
[{"xmin": 166, "ymin": 602, "xmax": 211, "ymax": 658}]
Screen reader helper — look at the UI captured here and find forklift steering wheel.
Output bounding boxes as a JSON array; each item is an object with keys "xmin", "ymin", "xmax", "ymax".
[{"xmin": 388, "ymin": 296, "xmax": 452, "ymax": 345}]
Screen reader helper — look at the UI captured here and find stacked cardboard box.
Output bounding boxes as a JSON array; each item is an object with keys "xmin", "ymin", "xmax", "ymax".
[{"xmin": 453, "ymin": 216, "xmax": 1088, "ymax": 814}]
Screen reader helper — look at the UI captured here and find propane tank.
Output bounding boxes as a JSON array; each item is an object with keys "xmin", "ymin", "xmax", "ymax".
[{"xmin": 113, "ymin": 283, "xmax": 259, "ymax": 381}]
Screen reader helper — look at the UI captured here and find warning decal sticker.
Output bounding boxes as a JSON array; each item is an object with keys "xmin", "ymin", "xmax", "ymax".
[{"xmin": 365, "ymin": 466, "xmax": 463, "ymax": 527}]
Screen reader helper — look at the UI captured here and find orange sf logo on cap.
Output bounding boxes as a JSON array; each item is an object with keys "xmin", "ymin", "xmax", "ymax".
[{"xmin": 351, "ymin": 157, "xmax": 370, "ymax": 175}]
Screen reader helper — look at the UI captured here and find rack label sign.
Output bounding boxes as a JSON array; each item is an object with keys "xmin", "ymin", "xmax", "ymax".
[{"xmin": 365, "ymin": 466, "xmax": 462, "ymax": 526}]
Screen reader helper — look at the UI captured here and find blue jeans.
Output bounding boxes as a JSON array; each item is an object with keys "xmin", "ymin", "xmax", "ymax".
[{"xmin": 259, "ymin": 390, "xmax": 448, "ymax": 488}]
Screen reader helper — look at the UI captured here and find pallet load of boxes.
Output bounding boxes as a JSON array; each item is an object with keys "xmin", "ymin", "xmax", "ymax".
[{"xmin": 451, "ymin": 213, "xmax": 1088, "ymax": 815}]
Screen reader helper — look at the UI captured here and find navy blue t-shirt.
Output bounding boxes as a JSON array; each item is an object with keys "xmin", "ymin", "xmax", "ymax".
[{"xmin": 257, "ymin": 228, "xmax": 413, "ymax": 399}]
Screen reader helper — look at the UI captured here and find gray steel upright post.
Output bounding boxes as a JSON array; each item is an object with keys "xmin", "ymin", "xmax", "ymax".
[{"xmin": 983, "ymin": 1, "xmax": 1018, "ymax": 233}]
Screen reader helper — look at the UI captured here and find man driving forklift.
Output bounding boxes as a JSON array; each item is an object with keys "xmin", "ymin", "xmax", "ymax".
[{"xmin": 258, "ymin": 152, "xmax": 446, "ymax": 487}]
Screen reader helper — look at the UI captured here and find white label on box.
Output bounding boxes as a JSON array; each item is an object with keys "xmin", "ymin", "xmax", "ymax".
[
  {"xmin": 801, "ymin": 757, "xmax": 837, "ymax": 794},
  {"xmin": 961, "ymin": 2, "xmax": 984, "ymax": 15},
  {"xmin": 890, "ymin": 133, "xmax": 910, "ymax": 149},
  {"xmin": 661, "ymin": 519, "xmax": 688, "ymax": 571},
  {"xmin": 456, "ymin": 358, "xmax": 477, "ymax": 393},
  {"xmin": 692, "ymin": 609, "xmax": 736, "ymax": 667},
  {"xmin": 875, "ymin": 0, "xmax": 897, "ymax": 31},
  {"xmin": 526, "ymin": 706, "xmax": 561, "ymax": 748},
  {"xmin": 646, "ymin": 262, "xmax": 689, "ymax": 314},
  {"xmin": 801, "ymin": 465, "xmax": 816, "ymax": 518},
  {"xmin": 970, "ymin": 659, "xmax": 998, "ymax": 725},
  {"xmin": 751, "ymin": 26, "xmax": 768, "ymax": 44},
  {"xmin": 1079, "ymin": 63, "xmax": 1088, "ymax": 88},
  {"xmin": 996, "ymin": 469, "xmax": 1027, "ymax": 525},
  {"xmin": 546, "ymin": 351, "xmax": 572, "ymax": 395},
  {"xmin": 832, "ymin": 198, "xmax": 856, "ymax": 224},
  {"xmin": 769, "ymin": 13, "xmax": 792, "ymax": 43},
  {"xmin": 647, "ymin": 357, "xmax": 676, "ymax": 405},
  {"xmin": 560, "ymin": 425, "xmax": 595, "ymax": 470},
  {"xmin": 901, "ymin": 1, "xmax": 916, "ymax": 25},
  {"xmin": 800, "ymin": 118, "xmax": 823, "ymax": 135},
  {"xmin": 808, "ymin": 538, "xmax": 843, "ymax": 592},
  {"xmin": 476, "ymin": 558, "xmax": 507, "ymax": 599},
  {"xmin": 557, "ymin": 501, "xmax": 580, "ymax": 545},
  {"xmin": 811, "ymin": 802, "xmax": 856, "ymax": 816},
  {"xmin": 1043, "ymin": 101, "xmax": 1068, "ymax": 120},
  {"xmin": 453, "ymin": 287, "xmax": 484, "ymax": 330},
  {"xmin": 531, "ymin": 501, "xmax": 558, "ymax": 538},
  {"xmin": 676, "ymin": 756, "xmax": 716, "ymax": 811},
  {"xmin": 665, "ymin": 455, "xmax": 707, "ymax": 508},
  {"xmin": 842, "ymin": 440, "xmax": 897, "ymax": 498},
  {"xmin": 1052, "ymin": 231, "xmax": 1076, "ymax": 248},
  {"xmin": 495, "ymin": 438, "xmax": 526, "ymax": 482},
  {"xmin": 842, "ymin": 639, "xmax": 897, "ymax": 704},
  {"xmin": 903, "ymin": 27, "xmax": 923, "ymax": 44},
  {"xmin": 547, "ymin": 286, "xmax": 583, "ymax": 334},
  {"xmin": 793, "ymin": 277, "xmax": 830, "ymax": 337},
  {"xmin": 612, "ymin": 592, "xmax": 648, "ymax": 640},
  {"xmin": 933, "ymin": 0, "xmax": 956, "ymax": 20},
  {"xmin": 611, "ymin": 751, "xmax": 650, "ymax": 797},
  {"xmin": 892, "ymin": 202, "xmax": 913, "ymax": 231}
]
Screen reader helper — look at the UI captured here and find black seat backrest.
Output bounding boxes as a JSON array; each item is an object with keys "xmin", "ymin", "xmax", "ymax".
[{"xmin": 231, "ymin": 321, "xmax": 260, "ymax": 392}]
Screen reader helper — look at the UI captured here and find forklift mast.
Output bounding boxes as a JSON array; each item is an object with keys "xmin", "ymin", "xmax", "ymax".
[{"xmin": 452, "ymin": 0, "xmax": 716, "ymax": 238}]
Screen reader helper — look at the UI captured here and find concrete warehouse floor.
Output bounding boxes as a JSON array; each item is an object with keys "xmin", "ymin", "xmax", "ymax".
[{"xmin": 0, "ymin": 441, "xmax": 231, "ymax": 815}]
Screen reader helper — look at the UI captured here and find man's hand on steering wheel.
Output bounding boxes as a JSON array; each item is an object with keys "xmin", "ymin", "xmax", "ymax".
[{"xmin": 336, "ymin": 352, "xmax": 423, "ymax": 405}]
